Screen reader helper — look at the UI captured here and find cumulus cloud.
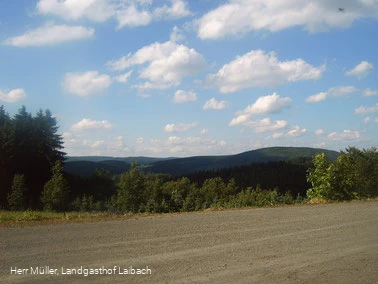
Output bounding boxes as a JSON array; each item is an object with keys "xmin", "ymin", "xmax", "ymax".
[
  {"xmin": 172, "ymin": 90, "xmax": 197, "ymax": 103},
  {"xmin": 345, "ymin": 61, "xmax": 374, "ymax": 77},
  {"xmin": 206, "ymin": 50, "xmax": 324, "ymax": 93},
  {"xmin": 107, "ymin": 41, "xmax": 205, "ymax": 89},
  {"xmin": 37, "ymin": 0, "xmax": 191, "ymax": 29},
  {"xmin": 354, "ymin": 103, "xmax": 378, "ymax": 115},
  {"xmin": 363, "ymin": 88, "xmax": 378, "ymax": 97},
  {"xmin": 64, "ymin": 71, "xmax": 112, "ymax": 96},
  {"xmin": 196, "ymin": 0, "xmax": 378, "ymax": 39},
  {"xmin": 37, "ymin": 0, "xmax": 115, "ymax": 21},
  {"xmin": 229, "ymin": 93, "xmax": 290, "ymax": 128},
  {"xmin": 230, "ymin": 116, "xmax": 288, "ymax": 133},
  {"xmin": 306, "ymin": 85, "xmax": 358, "ymax": 102},
  {"xmin": 0, "ymin": 89, "xmax": 26, "ymax": 103},
  {"xmin": 164, "ymin": 122, "xmax": 196, "ymax": 132},
  {"xmin": 116, "ymin": 5, "xmax": 152, "ymax": 28},
  {"xmin": 306, "ymin": 92, "xmax": 327, "ymax": 103},
  {"xmin": 287, "ymin": 125, "xmax": 307, "ymax": 137},
  {"xmin": 202, "ymin": 97, "xmax": 228, "ymax": 110},
  {"xmin": 327, "ymin": 130, "xmax": 360, "ymax": 141},
  {"xmin": 153, "ymin": 0, "xmax": 191, "ymax": 19},
  {"xmin": 3, "ymin": 23, "xmax": 94, "ymax": 47},
  {"xmin": 243, "ymin": 93, "xmax": 291, "ymax": 114},
  {"xmin": 71, "ymin": 118, "xmax": 114, "ymax": 131}
]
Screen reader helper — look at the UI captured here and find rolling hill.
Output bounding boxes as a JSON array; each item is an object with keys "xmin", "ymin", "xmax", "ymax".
[{"xmin": 64, "ymin": 147, "xmax": 339, "ymax": 177}]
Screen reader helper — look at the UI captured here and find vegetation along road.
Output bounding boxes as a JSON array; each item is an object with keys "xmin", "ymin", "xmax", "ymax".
[{"xmin": 1, "ymin": 201, "xmax": 378, "ymax": 283}]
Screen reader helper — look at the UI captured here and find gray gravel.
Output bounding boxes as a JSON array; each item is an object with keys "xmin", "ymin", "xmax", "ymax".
[{"xmin": 1, "ymin": 201, "xmax": 378, "ymax": 283}]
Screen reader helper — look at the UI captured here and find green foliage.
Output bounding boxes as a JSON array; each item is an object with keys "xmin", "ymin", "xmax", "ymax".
[
  {"xmin": 41, "ymin": 161, "xmax": 70, "ymax": 211},
  {"xmin": 116, "ymin": 163, "xmax": 146, "ymax": 213},
  {"xmin": 0, "ymin": 105, "xmax": 65, "ymax": 209},
  {"xmin": 306, "ymin": 153, "xmax": 332, "ymax": 199},
  {"xmin": 307, "ymin": 147, "xmax": 378, "ymax": 201},
  {"xmin": 7, "ymin": 174, "xmax": 28, "ymax": 211}
]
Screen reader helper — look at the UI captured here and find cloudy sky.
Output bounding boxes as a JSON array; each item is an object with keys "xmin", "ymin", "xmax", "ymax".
[{"xmin": 1, "ymin": 0, "xmax": 377, "ymax": 157}]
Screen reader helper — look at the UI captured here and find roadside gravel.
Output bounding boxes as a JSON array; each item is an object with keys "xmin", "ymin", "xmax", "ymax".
[{"xmin": 1, "ymin": 201, "xmax": 377, "ymax": 283}]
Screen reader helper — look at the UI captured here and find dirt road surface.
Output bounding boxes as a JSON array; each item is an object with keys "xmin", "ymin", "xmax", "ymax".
[{"xmin": 1, "ymin": 201, "xmax": 378, "ymax": 283}]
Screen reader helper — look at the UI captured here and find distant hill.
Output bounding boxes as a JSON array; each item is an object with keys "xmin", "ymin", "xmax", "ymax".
[
  {"xmin": 64, "ymin": 147, "xmax": 339, "ymax": 177},
  {"xmin": 144, "ymin": 147, "xmax": 340, "ymax": 176},
  {"xmin": 63, "ymin": 160, "xmax": 131, "ymax": 177}
]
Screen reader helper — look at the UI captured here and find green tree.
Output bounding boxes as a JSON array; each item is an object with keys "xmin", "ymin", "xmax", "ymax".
[
  {"xmin": 41, "ymin": 161, "xmax": 70, "ymax": 211},
  {"xmin": 306, "ymin": 153, "xmax": 332, "ymax": 200},
  {"xmin": 116, "ymin": 163, "xmax": 145, "ymax": 213},
  {"xmin": 7, "ymin": 174, "xmax": 28, "ymax": 211}
]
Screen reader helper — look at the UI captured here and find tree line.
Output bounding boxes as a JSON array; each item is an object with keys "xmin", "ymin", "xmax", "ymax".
[
  {"xmin": 1, "ymin": 105, "xmax": 377, "ymax": 213},
  {"xmin": 1, "ymin": 106, "xmax": 65, "ymax": 210}
]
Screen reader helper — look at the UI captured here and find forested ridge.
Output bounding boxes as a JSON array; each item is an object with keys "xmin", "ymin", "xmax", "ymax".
[{"xmin": 1, "ymin": 105, "xmax": 377, "ymax": 213}]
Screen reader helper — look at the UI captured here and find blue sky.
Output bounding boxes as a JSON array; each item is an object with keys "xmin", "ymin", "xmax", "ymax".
[{"xmin": 1, "ymin": 0, "xmax": 377, "ymax": 157}]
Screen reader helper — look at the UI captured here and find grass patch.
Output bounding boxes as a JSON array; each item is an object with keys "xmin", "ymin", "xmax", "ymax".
[{"xmin": 0, "ymin": 210, "xmax": 122, "ymax": 227}]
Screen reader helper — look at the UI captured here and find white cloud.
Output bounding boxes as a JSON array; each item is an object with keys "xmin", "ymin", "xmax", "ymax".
[
  {"xmin": 306, "ymin": 92, "xmax": 327, "ymax": 103},
  {"xmin": 83, "ymin": 139, "xmax": 106, "ymax": 149},
  {"xmin": 64, "ymin": 71, "xmax": 112, "ymax": 96},
  {"xmin": 203, "ymin": 97, "xmax": 228, "ymax": 110},
  {"xmin": 287, "ymin": 125, "xmax": 307, "ymax": 137},
  {"xmin": 164, "ymin": 122, "xmax": 196, "ymax": 132},
  {"xmin": 200, "ymin": 128, "xmax": 208, "ymax": 135},
  {"xmin": 37, "ymin": 0, "xmax": 191, "ymax": 29},
  {"xmin": 306, "ymin": 85, "xmax": 358, "ymax": 102},
  {"xmin": 170, "ymin": 26, "xmax": 185, "ymax": 42},
  {"xmin": 107, "ymin": 41, "xmax": 205, "ymax": 89},
  {"xmin": 363, "ymin": 88, "xmax": 378, "ymax": 96},
  {"xmin": 71, "ymin": 118, "xmax": 114, "ymax": 131},
  {"xmin": 328, "ymin": 86, "xmax": 359, "ymax": 96},
  {"xmin": 327, "ymin": 130, "xmax": 360, "ymax": 141},
  {"xmin": 345, "ymin": 61, "xmax": 374, "ymax": 77},
  {"xmin": 354, "ymin": 103, "xmax": 378, "ymax": 115},
  {"xmin": 153, "ymin": 0, "xmax": 191, "ymax": 19},
  {"xmin": 116, "ymin": 5, "xmax": 152, "ymax": 28},
  {"xmin": 243, "ymin": 93, "xmax": 291, "ymax": 114},
  {"xmin": 172, "ymin": 90, "xmax": 197, "ymax": 103},
  {"xmin": 206, "ymin": 50, "xmax": 324, "ymax": 93},
  {"xmin": 113, "ymin": 70, "xmax": 133, "ymax": 83},
  {"xmin": 144, "ymin": 135, "xmax": 228, "ymax": 156},
  {"xmin": 230, "ymin": 116, "xmax": 288, "ymax": 133},
  {"xmin": 364, "ymin": 117, "xmax": 371, "ymax": 124},
  {"xmin": 37, "ymin": 0, "xmax": 115, "ymax": 22},
  {"xmin": 375, "ymin": 118, "xmax": 378, "ymax": 124},
  {"xmin": 3, "ymin": 23, "xmax": 94, "ymax": 47},
  {"xmin": 136, "ymin": 137, "xmax": 144, "ymax": 144},
  {"xmin": 196, "ymin": 0, "xmax": 378, "ymax": 39},
  {"xmin": 315, "ymin": 129, "xmax": 325, "ymax": 135},
  {"xmin": 0, "ymin": 89, "xmax": 26, "ymax": 103}
]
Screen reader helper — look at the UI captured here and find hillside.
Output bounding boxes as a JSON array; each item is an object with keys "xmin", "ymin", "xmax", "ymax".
[
  {"xmin": 144, "ymin": 147, "xmax": 340, "ymax": 176},
  {"xmin": 64, "ymin": 147, "xmax": 339, "ymax": 177}
]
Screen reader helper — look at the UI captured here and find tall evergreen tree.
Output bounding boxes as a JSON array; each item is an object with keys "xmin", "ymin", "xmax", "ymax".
[{"xmin": 0, "ymin": 105, "xmax": 66, "ymax": 209}]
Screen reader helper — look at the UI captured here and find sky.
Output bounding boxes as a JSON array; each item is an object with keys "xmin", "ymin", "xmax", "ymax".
[{"xmin": 1, "ymin": 0, "xmax": 377, "ymax": 157}]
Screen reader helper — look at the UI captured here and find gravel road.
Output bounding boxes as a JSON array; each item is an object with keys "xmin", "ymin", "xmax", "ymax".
[{"xmin": 1, "ymin": 201, "xmax": 378, "ymax": 283}]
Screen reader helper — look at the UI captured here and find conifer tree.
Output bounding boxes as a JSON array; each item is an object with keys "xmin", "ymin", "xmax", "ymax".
[{"xmin": 41, "ymin": 161, "xmax": 70, "ymax": 211}]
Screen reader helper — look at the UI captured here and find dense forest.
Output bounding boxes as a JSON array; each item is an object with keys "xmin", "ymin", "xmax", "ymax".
[{"xmin": 1, "ymin": 105, "xmax": 377, "ymax": 213}]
